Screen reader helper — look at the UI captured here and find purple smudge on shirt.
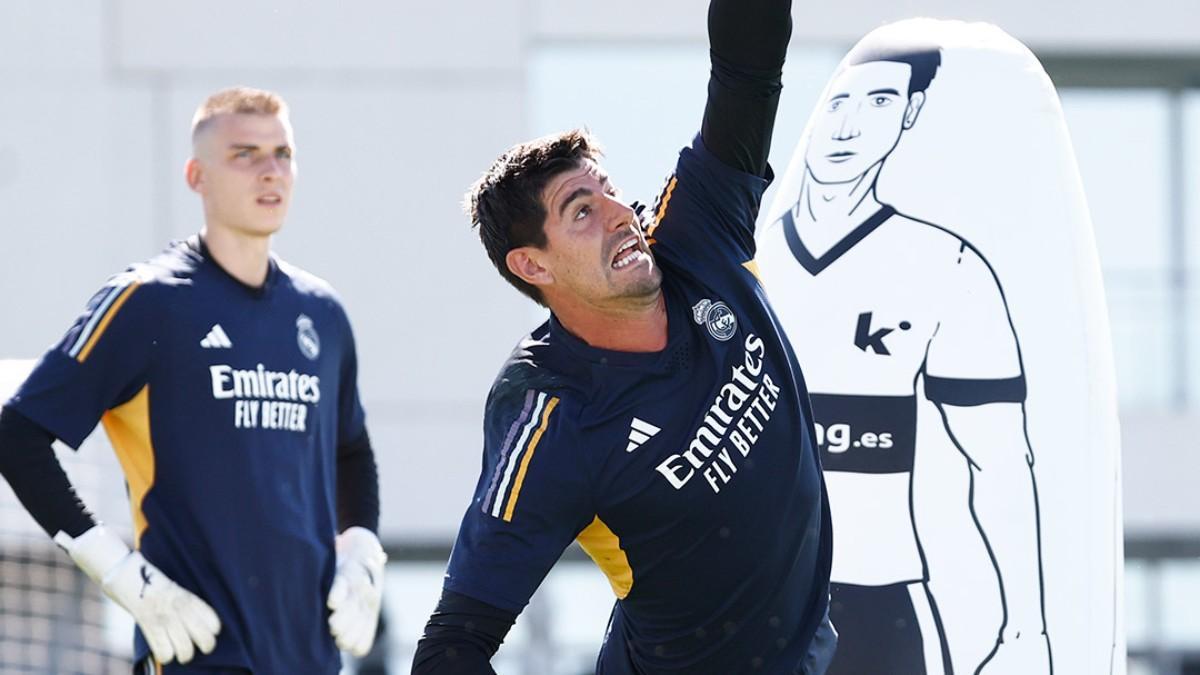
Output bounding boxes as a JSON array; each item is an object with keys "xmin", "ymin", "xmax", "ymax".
[{"xmin": 482, "ymin": 389, "xmax": 536, "ymax": 513}]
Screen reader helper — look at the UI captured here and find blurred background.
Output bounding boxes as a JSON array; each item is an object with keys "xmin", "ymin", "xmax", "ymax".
[{"xmin": 1, "ymin": 1, "xmax": 1198, "ymax": 673}]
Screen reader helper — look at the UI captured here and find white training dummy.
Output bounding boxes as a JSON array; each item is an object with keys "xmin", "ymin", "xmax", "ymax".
[{"xmin": 757, "ymin": 20, "xmax": 1123, "ymax": 675}]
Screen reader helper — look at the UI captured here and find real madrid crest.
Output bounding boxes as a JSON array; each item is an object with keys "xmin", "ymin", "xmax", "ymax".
[
  {"xmin": 296, "ymin": 314, "xmax": 320, "ymax": 360},
  {"xmin": 692, "ymin": 298, "xmax": 737, "ymax": 342}
]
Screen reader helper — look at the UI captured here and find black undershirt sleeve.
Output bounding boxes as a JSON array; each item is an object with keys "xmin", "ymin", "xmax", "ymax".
[
  {"xmin": 0, "ymin": 406, "xmax": 96, "ymax": 538},
  {"xmin": 336, "ymin": 430, "xmax": 380, "ymax": 534},
  {"xmin": 411, "ymin": 589, "xmax": 518, "ymax": 674},
  {"xmin": 701, "ymin": 0, "xmax": 794, "ymax": 177}
]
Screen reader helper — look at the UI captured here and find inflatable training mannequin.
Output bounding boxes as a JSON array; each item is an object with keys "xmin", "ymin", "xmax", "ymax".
[{"xmin": 758, "ymin": 19, "xmax": 1123, "ymax": 675}]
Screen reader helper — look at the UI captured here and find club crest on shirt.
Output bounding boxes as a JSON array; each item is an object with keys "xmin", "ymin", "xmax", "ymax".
[
  {"xmin": 692, "ymin": 298, "xmax": 737, "ymax": 342},
  {"xmin": 296, "ymin": 314, "xmax": 320, "ymax": 360}
]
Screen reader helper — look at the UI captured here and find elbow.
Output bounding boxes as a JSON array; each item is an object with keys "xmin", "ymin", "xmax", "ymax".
[
  {"xmin": 411, "ymin": 637, "xmax": 496, "ymax": 675},
  {"xmin": 968, "ymin": 441, "xmax": 1036, "ymax": 476}
]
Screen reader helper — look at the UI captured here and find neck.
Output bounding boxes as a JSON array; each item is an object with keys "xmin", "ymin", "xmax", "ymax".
[
  {"xmin": 200, "ymin": 224, "xmax": 272, "ymax": 288},
  {"xmin": 551, "ymin": 290, "xmax": 668, "ymax": 353},
  {"xmin": 798, "ymin": 164, "xmax": 884, "ymax": 233}
]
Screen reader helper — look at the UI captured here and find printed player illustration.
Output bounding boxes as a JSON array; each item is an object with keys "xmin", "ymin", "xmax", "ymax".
[{"xmin": 758, "ymin": 36, "xmax": 1052, "ymax": 675}]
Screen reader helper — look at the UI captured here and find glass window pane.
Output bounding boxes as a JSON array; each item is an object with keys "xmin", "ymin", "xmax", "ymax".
[
  {"xmin": 1105, "ymin": 280, "xmax": 1172, "ymax": 408},
  {"xmin": 1124, "ymin": 558, "xmax": 1151, "ymax": 649},
  {"xmin": 1059, "ymin": 90, "xmax": 1171, "ymax": 273},
  {"xmin": 1059, "ymin": 90, "xmax": 1173, "ymax": 408},
  {"xmin": 1161, "ymin": 558, "xmax": 1200, "ymax": 648},
  {"xmin": 1183, "ymin": 92, "xmax": 1200, "ymax": 405}
]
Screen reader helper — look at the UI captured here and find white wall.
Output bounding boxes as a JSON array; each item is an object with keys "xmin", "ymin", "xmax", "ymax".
[
  {"xmin": 2, "ymin": 1, "xmax": 1198, "ymax": 543},
  {"xmin": 532, "ymin": 0, "xmax": 1200, "ymax": 52}
]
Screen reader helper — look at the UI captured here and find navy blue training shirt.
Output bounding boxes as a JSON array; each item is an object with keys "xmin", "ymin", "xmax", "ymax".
[
  {"xmin": 445, "ymin": 135, "xmax": 832, "ymax": 674},
  {"xmin": 7, "ymin": 236, "xmax": 366, "ymax": 673}
]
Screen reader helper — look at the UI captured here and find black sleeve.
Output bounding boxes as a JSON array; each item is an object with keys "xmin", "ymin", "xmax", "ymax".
[
  {"xmin": 336, "ymin": 430, "xmax": 380, "ymax": 534},
  {"xmin": 701, "ymin": 0, "xmax": 793, "ymax": 177},
  {"xmin": 0, "ymin": 406, "xmax": 96, "ymax": 538},
  {"xmin": 411, "ymin": 589, "xmax": 518, "ymax": 674}
]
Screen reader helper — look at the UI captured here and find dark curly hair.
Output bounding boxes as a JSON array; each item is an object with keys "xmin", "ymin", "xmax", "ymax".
[{"xmin": 466, "ymin": 129, "xmax": 604, "ymax": 306}]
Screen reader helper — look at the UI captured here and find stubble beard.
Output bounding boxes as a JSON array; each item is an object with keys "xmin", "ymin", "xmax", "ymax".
[{"xmin": 615, "ymin": 262, "xmax": 663, "ymax": 304}]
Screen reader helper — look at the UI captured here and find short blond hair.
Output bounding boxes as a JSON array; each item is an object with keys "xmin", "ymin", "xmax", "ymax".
[{"xmin": 191, "ymin": 86, "xmax": 289, "ymax": 138}]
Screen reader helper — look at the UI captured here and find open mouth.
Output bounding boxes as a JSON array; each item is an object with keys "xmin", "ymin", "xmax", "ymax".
[
  {"xmin": 611, "ymin": 236, "xmax": 647, "ymax": 270},
  {"xmin": 257, "ymin": 193, "xmax": 283, "ymax": 206}
]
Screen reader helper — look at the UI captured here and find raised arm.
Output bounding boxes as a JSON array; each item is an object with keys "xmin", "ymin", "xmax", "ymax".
[{"xmin": 701, "ymin": 0, "xmax": 793, "ymax": 177}]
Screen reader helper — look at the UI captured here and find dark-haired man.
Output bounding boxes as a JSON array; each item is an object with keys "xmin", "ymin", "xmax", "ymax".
[
  {"xmin": 411, "ymin": 1, "xmax": 835, "ymax": 673},
  {"xmin": 758, "ymin": 42, "xmax": 1051, "ymax": 674}
]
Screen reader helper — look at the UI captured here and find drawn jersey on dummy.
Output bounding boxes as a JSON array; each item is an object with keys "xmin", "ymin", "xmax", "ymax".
[{"xmin": 768, "ymin": 205, "xmax": 1024, "ymax": 586}]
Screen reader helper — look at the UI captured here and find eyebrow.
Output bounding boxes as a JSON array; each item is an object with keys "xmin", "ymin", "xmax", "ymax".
[
  {"xmin": 829, "ymin": 93, "xmax": 850, "ymax": 101},
  {"xmin": 867, "ymin": 88, "xmax": 901, "ymax": 96},
  {"xmin": 557, "ymin": 187, "xmax": 593, "ymax": 219},
  {"xmin": 228, "ymin": 143, "xmax": 292, "ymax": 152}
]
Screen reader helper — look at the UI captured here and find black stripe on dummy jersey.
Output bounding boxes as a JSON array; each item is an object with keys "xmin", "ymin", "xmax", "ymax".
[
  {"xmin": 924, "ymin": 374, "xmax": 1026, "ymax": 406},
  {"xmin": 811, "ymin": 394, "xmax": 916, "ymax": 474},
  {"xmin": 782, "ymin": 205, "xmax": 897, "ymax": 275}
]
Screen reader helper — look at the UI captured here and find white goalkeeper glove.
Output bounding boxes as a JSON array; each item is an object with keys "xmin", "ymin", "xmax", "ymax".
[
  {"xmin": 326, "ymin": 526, "xmax": 387, "ymax": 657},
  {"xmin": 54, "ymin": 525, "xmax": 221, "ymax": 665}
]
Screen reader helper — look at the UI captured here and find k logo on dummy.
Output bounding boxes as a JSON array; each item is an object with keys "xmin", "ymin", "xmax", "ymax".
[{"xmin": 757, "ymin": 19, "xmax": 1123, "ymax": 675}]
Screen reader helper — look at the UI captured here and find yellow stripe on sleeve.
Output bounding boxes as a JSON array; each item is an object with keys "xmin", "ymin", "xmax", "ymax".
[
  {"xmin": 76, "ymin": 282, "xmax": 141, "ymax": 363},
  {"xmin": 502, "ymin": 396, "xmax": 560, "ymax": 522},
  {"xmin": 647, "ymin": 177, "xmax": 677, "ymax": 238},
  {"xmin": 101, "ymin": 385, "xmax": 155, "ymax": 547},
  {"xmin": 742, "ymin": 259, "xmax": 762, "ymax": 282}
]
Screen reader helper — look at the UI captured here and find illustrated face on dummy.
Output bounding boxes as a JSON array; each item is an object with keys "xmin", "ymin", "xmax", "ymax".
[{"xmin": 804, "ymin": 61, "xmax": 926, "ymax": 184}]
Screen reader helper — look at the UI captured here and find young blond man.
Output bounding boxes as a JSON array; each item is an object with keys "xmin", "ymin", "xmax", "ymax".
[{"xmin": 0, "ymin": 88, "xmax": 385, "ymax": 674}]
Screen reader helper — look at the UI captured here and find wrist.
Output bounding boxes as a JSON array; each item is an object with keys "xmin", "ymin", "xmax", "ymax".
[
  {"xmin": 337, "ymin": 526, "xmax": 382, "ymax": 553},
  {"xmin": 54, "ymin": 525, "xmax": 131, "ymax": 583}
]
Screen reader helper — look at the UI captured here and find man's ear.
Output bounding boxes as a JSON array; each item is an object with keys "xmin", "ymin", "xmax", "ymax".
[
  {"xmin": 506, "ymin": 247, "xmax": 554, "ymax": 288},
  {"xmin": 903, "ymin": 91, "xmax": 926, "ymax": 130},
  {"xmin": 185, "ymin": 158, "xmax": 204, "ymax": 194}
]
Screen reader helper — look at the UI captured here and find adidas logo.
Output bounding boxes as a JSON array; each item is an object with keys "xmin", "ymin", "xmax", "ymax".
[
  {"xmin": 200, "ymin": 324, "xmax": 233, "ymax": 349},
  {"xmin": 626, "ymin": 417, "xmax": 661, "ymax": 453}
]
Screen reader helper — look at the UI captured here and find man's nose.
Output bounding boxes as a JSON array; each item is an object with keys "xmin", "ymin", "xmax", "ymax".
[
  {"xmin": 604, "ymin": 195, "xmax": 635, "ymax": 231},
  {"xmin": 833, "ymin": 109, "xmax": 860, "ymax": 141},
  {"xmin": 260, "ymin": 156, "xmax": 287, "ymax": 180}
]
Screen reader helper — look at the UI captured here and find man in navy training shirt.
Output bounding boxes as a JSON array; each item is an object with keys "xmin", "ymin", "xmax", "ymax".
[
  {"xmin": 0, "ymin": 87, "xmax": 386, "ymax": 674},
  {"xmin": 413, "ymin": 1, "xmax": 836, "ymax": 673}
]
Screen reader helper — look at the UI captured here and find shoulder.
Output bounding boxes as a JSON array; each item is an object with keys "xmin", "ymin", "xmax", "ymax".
[
  {"xmin": 487, "ymin": 329, "xmax": 572, "ymax": 406},
  {"xmin": 485, "ymin": 325, "xmax": 584, "ymax": 435},
  {"xmin": 888, "ymin": 212, "xmax": 995, "ymax": 268},
  {"xmin": 884, "ymin": 213, "xmax": 1008, "ymax": 309},
  {"xmin": 658, "ymin": 136, "xmax": 769, "ymax": 207},
  {"xmin": 273, "ymin": 257, "xmax": 358, "ymax": 332},
  {"xmin": 275, "ymin": 257, "xmax": 342, "ymax": 302},
  {"xmin": 89, "ymin": 238, "xmax": 204, "ymax": 314}
]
